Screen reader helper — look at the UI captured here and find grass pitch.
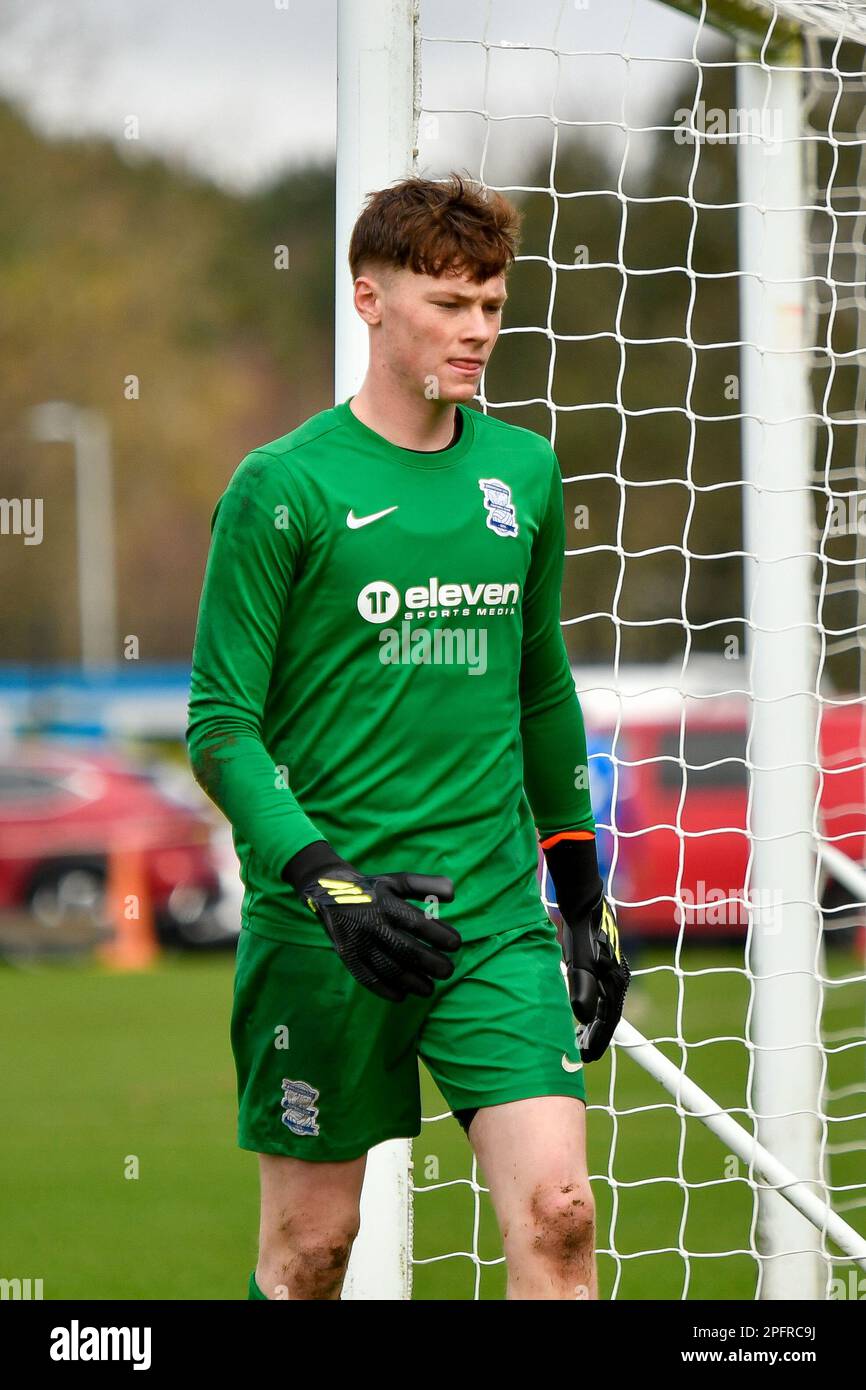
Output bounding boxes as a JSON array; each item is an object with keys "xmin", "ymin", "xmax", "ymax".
[{"xmin": 1, "ymin": 942, "xmax": 862, "ymax": 1299}]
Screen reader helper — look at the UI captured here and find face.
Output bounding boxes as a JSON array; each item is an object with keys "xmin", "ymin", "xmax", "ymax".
[{"xmin": 355, "ymin": 264, "xmax": 507, "ymax": 403}]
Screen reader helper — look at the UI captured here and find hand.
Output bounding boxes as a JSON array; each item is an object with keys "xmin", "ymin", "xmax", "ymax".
[
  {"xmin": 299, "ymin": 860, "xmax": 461, "ymax": 1003},
  {"xmin": 561, "ymin": 890, "xmax": 631, "ymax": 1062}
]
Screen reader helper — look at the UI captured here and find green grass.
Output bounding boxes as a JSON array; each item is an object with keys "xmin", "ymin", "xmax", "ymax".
[{"xmin": 1, "ymin": 945, "xmax": 863, "ymax": 1300}]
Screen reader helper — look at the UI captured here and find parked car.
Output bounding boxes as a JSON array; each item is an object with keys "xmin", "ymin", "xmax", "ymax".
[
  {"xmin": 0, "ymin": 741, "xmax": 227, "ymax": 947},
  {"xmin": 539, "ymin": 726, "xmax": 639, "ymax": 924},
  {"xmin": 586, "ymin": 700, "xmax": 866, "ymax": 939}
]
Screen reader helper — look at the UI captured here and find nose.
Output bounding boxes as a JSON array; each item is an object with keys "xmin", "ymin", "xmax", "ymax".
[{"xmin": 461, "ymin": 305, "xmax": 492, "ymax": 345}]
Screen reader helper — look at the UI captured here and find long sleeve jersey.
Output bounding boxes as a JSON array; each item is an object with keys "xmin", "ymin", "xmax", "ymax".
[{"xmin": 185, "ymin": 397, "xmax": 596, "ymax": 945}]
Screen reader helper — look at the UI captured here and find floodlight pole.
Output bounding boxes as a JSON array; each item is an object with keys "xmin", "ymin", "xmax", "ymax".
[{"xmin": 28, "ymin": 401, "xmax": 117, "ymax": 671}]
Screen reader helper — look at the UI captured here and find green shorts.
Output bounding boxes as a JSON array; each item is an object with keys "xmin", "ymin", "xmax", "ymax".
[{"xmin": 230, "ymin": 915, "xmax": 586, "ymax": 1162}]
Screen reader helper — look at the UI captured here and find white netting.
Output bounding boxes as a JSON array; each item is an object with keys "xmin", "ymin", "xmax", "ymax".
[
  {"xmin": 407, "ymin": 0, "xmax": 866, "ymax": 1301},
  {"xmin": 803, "ymin": 19, "xmax": 866, "ymax": 1238},
  {"xmin": 757, "ymin": 0, "xmax": 866, "ymax": 42}
]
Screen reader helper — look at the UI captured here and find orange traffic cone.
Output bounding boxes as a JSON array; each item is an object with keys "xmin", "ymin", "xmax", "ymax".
[{"xmin": 99, "ymin": 843, "xmax": 159, "ymax": 970}]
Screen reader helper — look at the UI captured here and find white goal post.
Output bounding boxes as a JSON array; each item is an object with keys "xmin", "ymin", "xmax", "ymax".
[{"xmin": 335, "ymin": 0, "xmax": 866, "ymax": 1300}]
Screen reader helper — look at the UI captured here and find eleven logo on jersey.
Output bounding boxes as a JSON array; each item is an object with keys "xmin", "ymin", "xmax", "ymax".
[{"xmin": 357, "ymin": 576, "xmax": 520, "ymax": 624}]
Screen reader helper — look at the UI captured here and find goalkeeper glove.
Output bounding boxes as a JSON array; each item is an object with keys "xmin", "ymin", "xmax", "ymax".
[
  {"xmin": 541, "ymin": 831, "xmax": 631, "ymax": 1063},
  {"xmin": 283, "ymin": 840, "xmax": 461, "ymax": 1003}
]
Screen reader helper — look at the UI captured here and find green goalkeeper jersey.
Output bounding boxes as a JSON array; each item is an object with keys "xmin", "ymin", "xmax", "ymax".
[{"xmin": 186, "ymin": 398, "xmax": 596, "ymax": 945}]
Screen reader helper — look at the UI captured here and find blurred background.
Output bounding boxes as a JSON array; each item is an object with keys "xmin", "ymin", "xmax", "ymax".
[{"xmin": 0, "ymin": 0, "xmax": 864, "ymax": 1300}]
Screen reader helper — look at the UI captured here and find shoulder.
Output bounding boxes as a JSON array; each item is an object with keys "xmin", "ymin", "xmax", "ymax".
[
  {"xmin": 245, "ymin": 403, "xmax": 347, "ymax": 466},
  {"xmin": 468, "ymin": 407, "xmax": 556, "ymax": 470},
  {"xmin": 219, "ymin": 405, "xmax": 347, "ymax": 510},
  {"xmin": 469, "ymin": 410, "xmax": 559, "ymax": 521}
]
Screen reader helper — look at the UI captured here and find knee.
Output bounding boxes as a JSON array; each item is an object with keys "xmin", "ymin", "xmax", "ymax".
[
  {"xmin": 260, "ymin": 1223, "xmax": 359, "ymax": 1299},
  {"xmin": 261, "ymin": 1207, "xmax": 360, "ymax": 1296},
  {"xmin": 524, "ymin": 1180, "xmax": 596, "ymax": 1264},
  {"xmin": 292, "ymin": 1231, "xmax": 357, "ymax": 1290},
  {"xmin": 266, "ymin": 1200, "xmax": 360, "ymax": 1250}
]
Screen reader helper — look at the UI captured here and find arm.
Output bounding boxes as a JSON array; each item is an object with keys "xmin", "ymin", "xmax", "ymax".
[
  {"xmin": 185, "ymin": 449, "xmax": 325, "ymax": 876},
  {"xmin": 520, "ymin": 446, "xmax": 630, "ymax": 1059},
  {"xmin": 519, "ymin": 446, "xmax": 603, "ymax": 918}
]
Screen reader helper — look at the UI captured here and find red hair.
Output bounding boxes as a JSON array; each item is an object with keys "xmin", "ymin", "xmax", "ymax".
[{"xmin": 348, "ymin": 172, "xmax": 521, "ymax": 284}]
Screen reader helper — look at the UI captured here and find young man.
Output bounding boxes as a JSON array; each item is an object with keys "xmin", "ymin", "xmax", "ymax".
[{"xmin": 186, "ymin": 173, "xmax": 630, "ymax": 1301}]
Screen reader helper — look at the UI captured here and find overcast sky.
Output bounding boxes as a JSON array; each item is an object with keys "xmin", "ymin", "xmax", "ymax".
[{"xmin": 0, "ymin": 0, "xmax": 718, "ymax": 193}]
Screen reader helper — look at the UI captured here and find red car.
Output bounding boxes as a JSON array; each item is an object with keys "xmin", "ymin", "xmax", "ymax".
[
  {"xmin": 605, "ymin": 700, "xmax": 866, "ymax": 938},
  {"xmin": 0, "ymin": 742, "xmax": 224, "ymax": 947}
]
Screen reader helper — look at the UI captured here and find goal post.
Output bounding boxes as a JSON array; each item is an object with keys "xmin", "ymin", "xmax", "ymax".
[
  {"xmin": 335, "ymin": 0, "xmax": 866, "ymax": 1299},
  {"xmin": 736, "ymin": 34, "xmax": 825, "ymax": 1302}
]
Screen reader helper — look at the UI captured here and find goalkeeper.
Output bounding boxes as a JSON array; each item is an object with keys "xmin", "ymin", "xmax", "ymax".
[{"xmin": 186, "ymin": 172, "xmax": 629, "ymax": 1302}]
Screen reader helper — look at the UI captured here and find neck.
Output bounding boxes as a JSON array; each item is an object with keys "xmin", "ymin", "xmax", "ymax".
[{"xmin": 349, "ymin": 375, "xmax": 459, "ymax": 451}]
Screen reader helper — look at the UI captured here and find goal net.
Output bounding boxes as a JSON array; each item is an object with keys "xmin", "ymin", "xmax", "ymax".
[{"xmin": 336, "ymin": 0, "xmax": 866, "ymax": 1299}]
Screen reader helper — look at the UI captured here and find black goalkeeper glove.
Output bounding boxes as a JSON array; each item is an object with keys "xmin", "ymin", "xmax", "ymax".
[
  {"xmin": 282, "ymin": 840, "xmax": 461, "ymax": 1003},
  {"xmin": 561, "ymin": 889, "xmax": 631, "ymax": 1063},
  {"xmin": 541, "ymin": 831, "xmax": 631, "ymax": 1063}
]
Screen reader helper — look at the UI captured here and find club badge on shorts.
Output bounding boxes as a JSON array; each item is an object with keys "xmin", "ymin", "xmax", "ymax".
[
  {"xmin": 280, "ymin": 1078, "xmax": 320, "ymax": 1136},
  {"xmin": 478, "ymin": 478, "xmax": 519, "ymax": 537}
]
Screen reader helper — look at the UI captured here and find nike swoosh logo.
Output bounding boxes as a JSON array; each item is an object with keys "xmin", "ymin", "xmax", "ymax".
[
  {"xmin": 561, "ymin": 1053, "xmax": 584, "ymax": 1073},
  {"xmin": 346, "ymin": 506, "xmax": 398, "ymax": 529}
]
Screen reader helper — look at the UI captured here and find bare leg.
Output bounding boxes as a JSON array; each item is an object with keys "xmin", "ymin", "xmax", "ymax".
[
  {"xmin": 255, "ymin": 1151, "xmax": 367, "ymax": 1300},
  {"xmin": 467, "ymin": 1095, "xmax": 597, "ymax": 1300}
]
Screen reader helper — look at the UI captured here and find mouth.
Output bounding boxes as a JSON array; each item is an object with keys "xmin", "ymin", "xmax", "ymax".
[{"xmin": 448, "ymin": 358, "xmax": 484, "ymax": 375}]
